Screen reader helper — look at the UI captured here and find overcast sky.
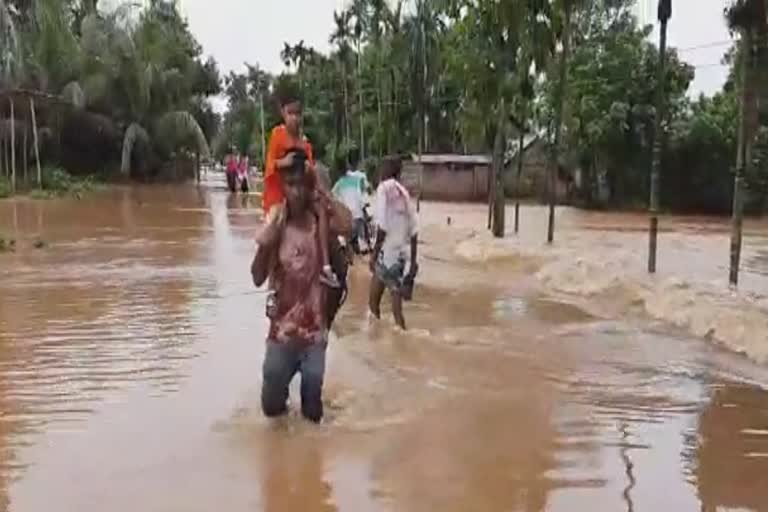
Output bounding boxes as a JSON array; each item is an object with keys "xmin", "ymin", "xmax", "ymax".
[{"xmin": 165, "ymin": 0, "xmax": 732, "ymax": 109}]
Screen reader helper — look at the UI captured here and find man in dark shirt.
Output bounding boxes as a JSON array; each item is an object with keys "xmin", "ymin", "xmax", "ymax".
[{"xmin": 250, "ymin": 151, "xmax": 350, "ymax": 423}]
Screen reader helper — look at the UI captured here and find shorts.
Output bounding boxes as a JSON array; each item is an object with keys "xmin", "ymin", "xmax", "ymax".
[
  {"xmin": 352, "ymin": 218, "xmax": 365, "ymax": 241},
  {"xmin": 375, "ymin": 259, "xmax": 406, "ymax": 294}
]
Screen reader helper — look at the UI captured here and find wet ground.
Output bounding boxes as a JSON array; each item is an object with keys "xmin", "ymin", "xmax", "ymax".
[{"xmin": 2, "ymin": 176, "xmax": 768, "ymax": 511}]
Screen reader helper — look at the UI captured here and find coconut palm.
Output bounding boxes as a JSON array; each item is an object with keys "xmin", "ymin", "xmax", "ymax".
[
  {"xmin": 330, "ymin": 9, "xmax": 352, "ymax": 147},
  {"xmin": 349, "ymin": 0, "xmax": 366, "ymax": 159}
]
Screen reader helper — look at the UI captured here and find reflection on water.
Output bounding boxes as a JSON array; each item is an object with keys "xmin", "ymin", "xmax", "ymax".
[
  {"xmin": 2, "ymin": 178, "xmax": 768, "ymax": 511},
  {"xmin": 695, "ymin": 384, "xmax": 768, "ymax": 512}
]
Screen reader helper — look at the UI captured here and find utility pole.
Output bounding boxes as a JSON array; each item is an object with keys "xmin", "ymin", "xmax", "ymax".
[
  {"xmin": 648, "ymin": 0, "xmax": 671, "ymax": 273},
  {"xmin": 730, "ymin": 24, "xmax": 759, "ymax": 287}
]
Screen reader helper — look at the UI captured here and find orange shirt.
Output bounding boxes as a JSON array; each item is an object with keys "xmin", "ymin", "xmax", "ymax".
[{"xmin": 263, "ymin": 125, "xmax": 315, "ymax": 213}]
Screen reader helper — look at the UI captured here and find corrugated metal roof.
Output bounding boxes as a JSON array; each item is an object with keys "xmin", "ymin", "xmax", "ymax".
[{"xmin": 410, "ymin": 154, "xmax": 492, "ymax": 165}]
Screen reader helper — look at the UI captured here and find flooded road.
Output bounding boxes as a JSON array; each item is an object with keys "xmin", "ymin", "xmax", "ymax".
[{"xmin": 2, "ymin": 177, "xmax": 768, "ymax": 511}]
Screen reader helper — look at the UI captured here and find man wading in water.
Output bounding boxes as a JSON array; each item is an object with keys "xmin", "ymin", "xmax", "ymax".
[
  {"xmin": 369, "ymin": 157, "xmax": 419, "ymax": 330},
  {"xmin": 251, "ymin": 150, "xmax": 350, "ymax": 423}
]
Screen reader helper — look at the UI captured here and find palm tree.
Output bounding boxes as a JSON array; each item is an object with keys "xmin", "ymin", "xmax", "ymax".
[
  {"xmin": 330, "ymin": 9, "xmax": 352, "ymax": 146},
  {"xmin": 367, "ymin": 0, "xmax": 388, "ymax": 156},
  {"xmin": 383, "ymin": 0, "xmax": 404, "ymax": 154},
  {"xmin": 350, "ymin": 0, "xmax": 366, "ymax": 159},
  {"xmin": 726, "ymin": 0, "xmax": 767, "ymax": 285},
  {"xmin": 1, "ymin": 0, "xmax": 215, "ymax": 183}
]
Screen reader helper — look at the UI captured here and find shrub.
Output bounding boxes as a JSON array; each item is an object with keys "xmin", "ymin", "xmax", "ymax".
[
  {"xmin": 0, "ymin": 177, "xmax": 11, "ymax": 199},
  {"xmin": 41, "ymin": 166, "xmax": 75, "ymax": 192}
]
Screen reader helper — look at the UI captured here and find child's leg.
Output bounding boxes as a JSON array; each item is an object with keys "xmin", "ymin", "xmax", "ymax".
[{"xmin": 313, "ymin": 199, "xmax": 340, "ymax": 288}]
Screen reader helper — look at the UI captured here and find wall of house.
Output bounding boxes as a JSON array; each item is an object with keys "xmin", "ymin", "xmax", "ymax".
[
  {"xmin": 403, "ymin": 162, "xmax": 490, "ymax": 201},
  {"xmin": 503, "ymin": 141, "xmax": 569, "ymax": 202}
]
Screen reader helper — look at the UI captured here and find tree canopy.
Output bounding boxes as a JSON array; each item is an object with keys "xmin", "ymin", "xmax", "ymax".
[{"xmin": 0, "ymin": 0, "xmax": 220, "ymax": 179}]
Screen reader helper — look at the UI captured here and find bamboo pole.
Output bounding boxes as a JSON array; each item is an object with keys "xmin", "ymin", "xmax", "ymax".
[
  {"xmin": 10, "ymin": 99, "xmax": 16, "ymax": 193},
  {"xmin": 30, "ymin": 98, "xmax": 42, "ymax": 188}
]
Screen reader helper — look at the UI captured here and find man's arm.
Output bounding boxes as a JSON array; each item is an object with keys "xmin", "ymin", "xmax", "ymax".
[
  {"xmin": 408, "ymin": 234, "xmax": 418, "ymax": 277},
  {"xmin": 370, "ymin": 229, "xmax": 386, "ymax": 273},
  {"xmin": 325, "ymin": 195, "xmax": 353, "ymax": 236},
  {"xmin": 407, "ymin": 196, "xmax": 419, "ymax": 276},
  {"xmin": 250, "ymin": 214, "xmax": 282, "ymax": 287}
]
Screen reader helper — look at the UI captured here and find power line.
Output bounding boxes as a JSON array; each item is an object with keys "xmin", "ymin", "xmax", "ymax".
[{"xmin": 677, "ymin": 40, "xmax": 733, "ymax": 53}]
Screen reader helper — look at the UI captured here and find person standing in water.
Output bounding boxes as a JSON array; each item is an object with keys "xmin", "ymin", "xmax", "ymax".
[
  {"xmin": 251, "ymin": 151, "xmax": 350, "ymax": 423},
  {"xmin": 369, "ymin": 156, "xmax": 419, "ymax": 330},
  {"xmin": 332, "ymin": 148, "xmax": 368, "ymax": 255},
  {"xmin": 264, "ymin": 91, "xmax": 339, "ymax": 288}
]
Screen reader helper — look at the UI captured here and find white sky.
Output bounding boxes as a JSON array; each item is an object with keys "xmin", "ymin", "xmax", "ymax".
[
  {"xmin": 635, "ymin": 0, "xmax": 732, "ymax": 97},
  {"xmin": 127, "ymin": 0, "xmax": 731, "ymax": 109}
]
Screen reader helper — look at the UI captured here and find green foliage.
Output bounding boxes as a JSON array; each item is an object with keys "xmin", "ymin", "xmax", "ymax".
[
  {"xmin": 2, "ymin": 0, "xmax": 220, "ymax": 179},
  {"xmin": 0, "ymin": 177, "xmax": 11, "ymax": 198},
  {"xmin": 37, "ymin": 166, "xmax": 101, "ymax": 197},
  {"xmin": 663, "ymin": 92, "xmax": 738, "ymax": 213},
  {"xmin": 540, "ymin": 1, "xmax": 695, "ymax": 207}
]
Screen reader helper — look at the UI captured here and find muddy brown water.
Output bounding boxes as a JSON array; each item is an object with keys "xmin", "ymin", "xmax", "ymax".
[{"xmin": 2, "ymin": 176, "xmax": 768, "ymax": 511}]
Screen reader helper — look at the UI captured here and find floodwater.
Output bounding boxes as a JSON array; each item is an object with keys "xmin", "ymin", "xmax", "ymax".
[{"xmin": 1, "ymin": 175, "xmax": 768, "ymax": 511}]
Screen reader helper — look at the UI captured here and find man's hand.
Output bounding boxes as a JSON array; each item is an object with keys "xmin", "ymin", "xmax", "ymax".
[
  {"xmin": 407, "ymin": 261, "xmax": 419, "ymax": 280},
  {"xmin": 277, "ymin": 152, "xmax": 295, "ymax": 169},
  {"xmin": 256, "ymin": 205, "xmax": 284, "ymax": 248}
]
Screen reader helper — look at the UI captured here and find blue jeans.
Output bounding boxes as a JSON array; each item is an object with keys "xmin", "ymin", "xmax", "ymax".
[{"xmin": 261, "ymin": 339, "xmax": 327, "ymax": 423}]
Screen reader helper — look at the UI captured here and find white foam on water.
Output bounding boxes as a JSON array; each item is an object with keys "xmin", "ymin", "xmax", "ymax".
[{"xmin": 451, "ymin": 229, "xmax": 768, "ymax": 364}]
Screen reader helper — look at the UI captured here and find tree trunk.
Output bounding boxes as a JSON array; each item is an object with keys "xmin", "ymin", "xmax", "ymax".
[
  {"xmin": 422, "ymin": 16, "xmax": 429, "ymax": 154},
  {"xmin": 2, "ymin": 136, "xmax": 7, "ymax": 178},
  {"xmin": 357, "ymin": 45, "xmax": 365, "ymax": 160},
  {"xmin": 730, "ymin": 28, "xmax": 756, "ymax": 287},
  {"xmin": 10, "ymin": 100, "xmax": 16, "ymax": 193},
  {"xmin": 515, "ymin": 129, "xmax": 525, "ymax": 234},
  {"xmin": 31, "ymin": 98, "xmax": 42, "ymax": 189},
  {"xmin": 548, "ymin": 2, "xmax": 572, "ymax": 244},
  {"xmin": 492, "ymin": 100, "xmax": 507, "ymax": 238},
  {"xmin": 376, "ymin": 45, "xmax": 383, "ymax": 157},
  {"xmin": 23, "ymin": 125, "xmax": 28, "ymax": 185},
  {"xmin": 259, "ymin": 93, "xmax": 267, "ymax": 168},
  {"xmin": 343, "ymin": 68, "xmax": 351, "ymax": 147},
  {"xmin": 648, "ymin": 14, "xmax": 669, "ymax": 273}
]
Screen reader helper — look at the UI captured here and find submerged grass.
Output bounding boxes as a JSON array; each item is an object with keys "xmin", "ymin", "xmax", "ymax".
[{"xmin": 0, "ymin": 167, "xmax": 103, "ymax": 200}]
